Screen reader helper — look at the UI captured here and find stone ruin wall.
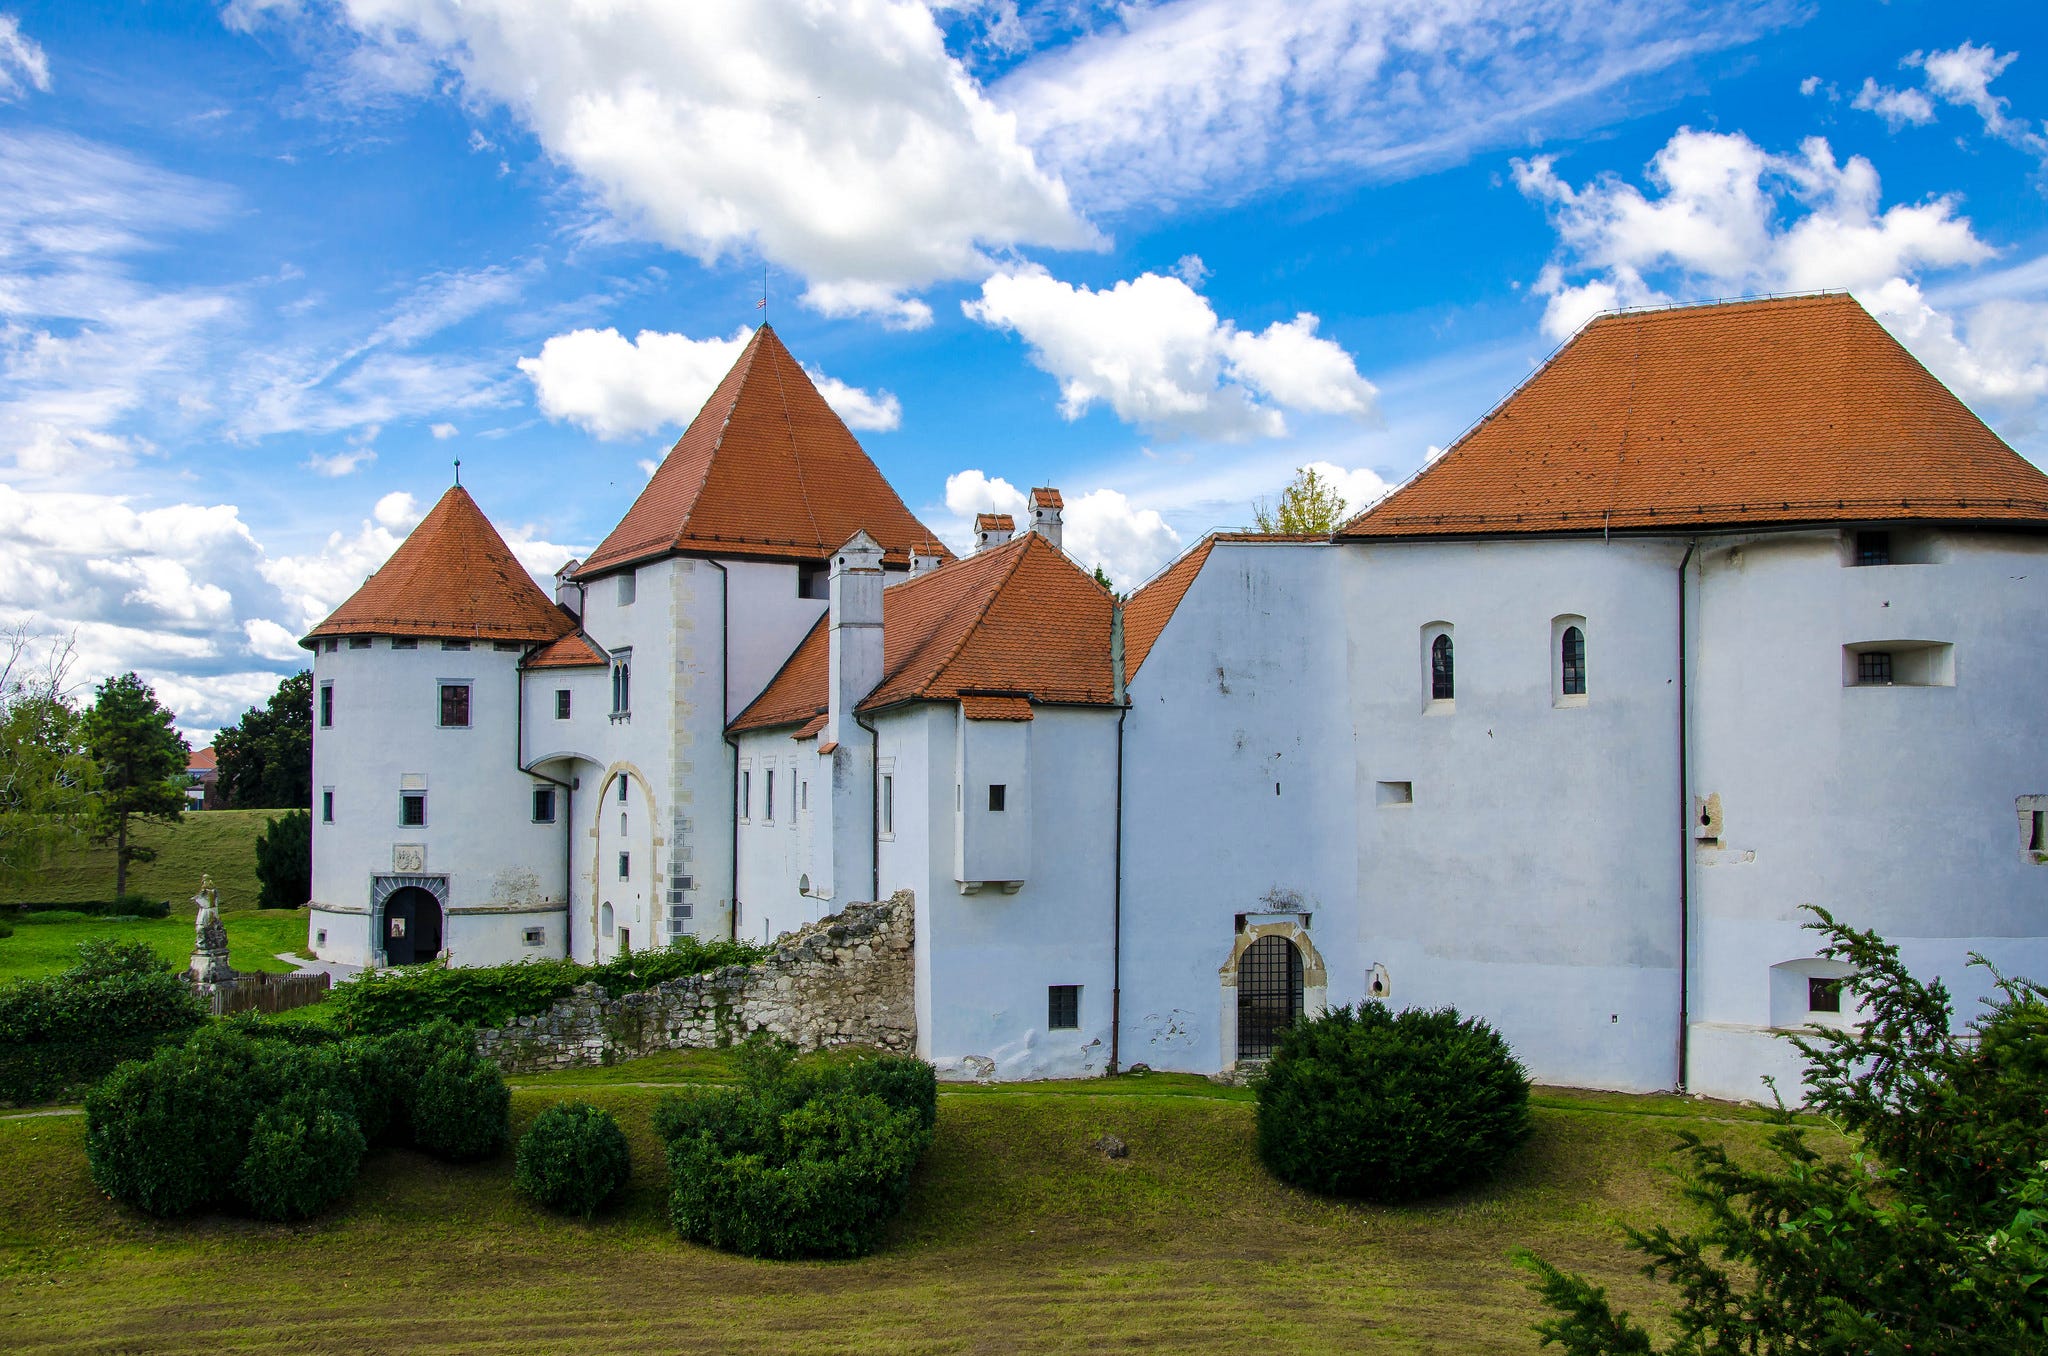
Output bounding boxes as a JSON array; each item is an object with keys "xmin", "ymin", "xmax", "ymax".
[{"xmin": 473, "ymin": 891, "xmax": 915, "ymax": 1074}]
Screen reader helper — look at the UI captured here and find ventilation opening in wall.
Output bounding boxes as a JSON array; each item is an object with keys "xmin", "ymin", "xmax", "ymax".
[
  {"xmin": 2020, "ymin": 797, "xmax": 2048, "ymax": 862},
  {"xmin": 315, "ymin": 929, "xmax": 327, "ymax": 947},
  {"xmin": 523, "ymin": 927, "xmax": 545, "ymax": 947},
  {"xmin": 1375, "ymin": 781, "xmax": 1413, "ymax": 805},
  {"xmin": 1843, "ymin": 641, "xmax": 1954, "ymax": 687}
]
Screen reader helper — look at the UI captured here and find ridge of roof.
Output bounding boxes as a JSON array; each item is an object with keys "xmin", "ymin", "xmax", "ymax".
[
  {"xmin": 303, "ymin": 485, "xmax": 576, "ymax": 646},
  {"xmin": 1123, "ymin": 536, "xmax": 1218, "ymax": 679},
  {"xmin": 579, "ymin": 325, "xmax": 951, "ymax": 575},
  {"xmin": 1338, "ymin": 293, "xmax": 2048, "ymax": 541}
]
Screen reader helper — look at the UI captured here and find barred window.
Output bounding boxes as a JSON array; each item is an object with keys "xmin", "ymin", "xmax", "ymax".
[
  {"xmin": 400, "ymin": 792, "xmax": 426, "ymax": 827},
  {"xmin": 1047, "ymin": 985, "xmax": 1080, "ymax": 1030},
  {"xmin": 1856, "ymin": 531, "xmax": 1891, "ymax": 566},
  {"xmin": 1561, "ymin": 626, "xmax": 1586, "ymax": 696},
  {"xmin": 439, "ymin": 683, "xmax": 471, "ymax": 727},
  {"xmin": 1857, "ymin": 651, "xmax": 1894, "ymax": 686},
  {"xmin": 1430, "ymin": 633, "xmax": 1454, "ymax": 700},
  {"xmin": 554, "ymin": 689, "xmax": 571, "ymax": 720}
]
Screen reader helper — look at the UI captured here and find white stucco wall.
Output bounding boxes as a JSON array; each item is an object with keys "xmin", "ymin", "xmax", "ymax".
[{"xmin": 308, "ymin": 637, "xmax": 564, "ymax": 968}]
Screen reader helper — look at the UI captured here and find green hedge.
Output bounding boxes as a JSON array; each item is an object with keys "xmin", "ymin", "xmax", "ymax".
[
  {"xmin": 515, "ymin": 1102, "xmax": 632, "ymax": 1220},
  {"xmin": 1254, "ymin": 1004, "xmax": 1532, "ymax": 1203},
  {"xmin": 83, "ymin": 1019, "xmax": 509, "ymax": 1221},
  {"xmin": 327, "ymin": 936, "xmax": 768, "ymax": 1035},
  {"xmin": 0, "ymin": 939, "xmax": 207, "ymax": 1105},
  {"xmin": 654, "ymin": 1038, "xmax": 936, "ymax": 1259},
  {"xmin": 2, "ymin": 895, "xmax": 171, "ymax": 918}
]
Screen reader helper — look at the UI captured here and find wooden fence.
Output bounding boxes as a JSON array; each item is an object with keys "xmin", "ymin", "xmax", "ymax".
[{"xmin": 207, "ymin": 970, "xmax": 332, "ymax": 1017}]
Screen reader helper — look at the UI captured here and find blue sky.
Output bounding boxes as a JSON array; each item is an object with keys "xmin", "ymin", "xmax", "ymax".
[{"xmin": 2, "ymin": 0, "xmax": 2046, "ymax": 740}]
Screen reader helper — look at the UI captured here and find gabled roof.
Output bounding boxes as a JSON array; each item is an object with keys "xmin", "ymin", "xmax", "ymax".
[
  {"xmin": 523, "ymin": 631, "xmax": 607, "ymax": 670},
  {"xmin": 188, "ymin": 747, "xmax": 216, "ymax": 774},
  {"xmin": 1340, "ymin": 293, "xmax": 2048, "ymax": 540},
  {"xmin": 1122, "ymin": 537, "xmax": 1215, "ymax": 679},
  {"xmin": 730, "ymin": 533, "xmax": 1117, "ymax": 733},
  {"xmin": 975, "ymin": 512, "xmax": 1015, "ymax": 533},
  {"xmin": 303, "ymin": 486, "xmax": 576, "ymax": 646},
  {"xmin": 579, "ymin": 325, "xmax": 950, "ymax": 575}
]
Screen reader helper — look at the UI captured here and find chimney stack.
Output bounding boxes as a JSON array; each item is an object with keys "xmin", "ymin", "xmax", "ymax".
[
  {"xmin": 1029, "ymin": 488, "xmax": 1063, "ymax": 549},
  {"xmin": 974, "ymin": 513, "xmax": 1015, "ymax": 552},
  {"xmin": 554, "ymin": 559, "xmax": 583, "ymax": 617},
  {"xmin": 910, "ymin": 542, "xmax": 943, "ymax": 576},
  {"xmin": 817, "ymin": 530, "xmax": 885, "ymax": 902}
]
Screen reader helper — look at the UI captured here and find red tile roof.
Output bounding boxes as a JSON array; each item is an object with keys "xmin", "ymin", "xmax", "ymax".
[
  {"xmin": 304, "ymin": 486, "xmax": 577, "ymax": 646},
  {"xmin": 975, "ymin": 513, "xmax": 1015, "ymax": 533},
  {"xmin": 187, "ymin": 747, "xmax": 216, "ymax": 774},
  {"xmin": 731, "ymin": 533, "xmax": 1117, "ymax": 732},
  {"xmin": 1122, "ymin": 537, "xmax": 1216, "ymax": 678},
  {"xmin": 1030, "ymin": 488, "xmax": 1063, "ymax": 509},
  {"xmin": 579, "ymin": 325, "xmax": 950, "ymax": 575},
  {"xmin": 523, "ymin": 631, "xmax": 607, "ymax": 670},
  {"xmin": 1340, "ymin": 294, "xmax": 2048, "ymax": 540}
]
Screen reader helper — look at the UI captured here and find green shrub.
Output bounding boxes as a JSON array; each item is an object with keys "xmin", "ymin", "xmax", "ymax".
[
  {"xmin": 515, "ymin": 1101, "xmax": 631, "ymax": 1220},
  {"xmin": 1254, "ymin": 1004, "xmax": 1531, "ymax": 1203},
  {"xmin": 110, "ymin": 892, "xmax": 171, "ymax": 918},
  {"xmin": 326, "ymin": 935, "xmax": 768, "ymax": 1035},
  {"xmin": 83, "ymin": 1030, "xmax": 262, "ymax": 1216},
  {"xmin": 253, "ymin": 809, "xmax": 310, "ymax": 909},
  {"xmin": 233, "ymin": 1087, "xmax": 366, "ymax": 1221},
  {"xmin": 656, "ymin": 1037, "xmax": 935, "ymax": 1259},
  {"xmin": 0, "ymin": 939, "xmax": 207, "ymax": 1104},
  {"xmin": 411, "ymin": 1048, "xmax": 511, "ymax": 1162}
]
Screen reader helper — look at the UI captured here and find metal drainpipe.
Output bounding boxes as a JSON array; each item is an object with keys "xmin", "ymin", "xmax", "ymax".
[
  {"xmin": 514, "ymin": 656, "xmax": 574, "ymax": 956},
  {"xmin": 1676, "ymin": 539, "xmax": 1698, "ymax": 1092},
  {"xmin": 855, "ymin": 709, "xmax": 881, "ymax": 901},
  {"xmin": 706, "ymin": 559, "xmax": 740, "ymax": 942},
  {"xmin": 1108, "ymin": 597, "xmax": 1128, "ymax": 1078}
]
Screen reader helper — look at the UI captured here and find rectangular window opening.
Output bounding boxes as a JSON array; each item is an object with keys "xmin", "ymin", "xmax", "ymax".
[
  {"xmin": 1375, "ymin": 780, "xmax": 1413, "ymax": 806},
  {"xmin": 523, "ymin": 927, "xmax": 546, "ymax": 947},
  {"xmin": 1808, "ymin": 977, "xmax": 1843, "ymax": 1014},
  {"xmin": 797, "ymin": 562, "xmax": 828, "ymax": 599},
  {"xmin": 348, "ymin": 636, "xmax": 371, "ymax": 650},
  {"xmin": 881, "ymin": 774, "xmax": 894, "ymax": 834},
  {"xmin": 2031, "ymin": 810, "xmax": 2046, "ymax": 852},
  {"xmin": 766, "ymin": 770, "xmax": 776, "ymax": 821},
  {"xmin": 441, "ymin": 639, "xmax": 470, "ymax": 651},
  {"xmin": 554, "ymin": 689, "xmax": 571, "ymax": 720},
  {"xmin": 618, "ymin": 851, "xmax": 631, "ymax": 880},
  {"xmin": 321, "ymin": 790, "xmax": 334, "ymax": 823},
  {"xmin": 391, "ymin": 637, "xmax": 417, "ymax": 650},
  {"xmin": 1856, "ymin": 651, "xmax": 1893, "ymax": 686},
  {"xmin": 318, "ymin": 684, "xmax": 333, "ymax": 728},
  {"xmin": 617, "ymin": 775, "xmax": 629, "ymax": 804},
  {"xmin": 532, "ymin": 787, "xmax": 556, "ymax": 823},
  {"xmin": 1047, "ymin": 984, "xmax": 1080, "ymax": 1030},
  {"xmin": 1855, "ymin": 530, "xmax": 1891, "ymax": 566},
  {"xmin": 617, "ymin": 571, "xmax": 637, "ymax": 605},
  {"xmin": 988, "ymin": 783, "xmax": 1006, "ymax": 813},
  {"xmin": 439, "ymin": 682, "xmax": 471, "ymax": 727},
  {"xmin": 400, "ymin": 792, "xmax": 426, "ymax": 827},
  {"xmin": 741, "ymin": 769, "xmax": 752, "ymax": 820}
]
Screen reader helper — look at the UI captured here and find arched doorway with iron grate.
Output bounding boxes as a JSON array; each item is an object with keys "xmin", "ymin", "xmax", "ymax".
[
  {"xmin": 382, "ymin": 885, "xmax": 443, "ymax": 966},
  {"xmin": 1236, "ymin": 934, "xmax": 1305, "ymax": 1060}
]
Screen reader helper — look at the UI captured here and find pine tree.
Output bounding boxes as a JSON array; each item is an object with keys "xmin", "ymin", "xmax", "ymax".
[
  {"xmin": 1252, "ymin": 466, "xmax": 1348, "ymax": 534},
  {"xmin": 82, "ymin": 673, "xmax": 189, "ymax": 897},
  {"xmin": 215, "ymin": 670, "xmax": 313, "ymax": 809}
]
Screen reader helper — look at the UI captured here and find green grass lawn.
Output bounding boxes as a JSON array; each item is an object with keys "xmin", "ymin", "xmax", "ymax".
[
  {"xmin": 0, "ymin": 908, "xmax": 308, "ymax": 982},
  {"xmin": 0, "ymin": 1065, "xmax": 1812, "ymax": 1354},
  {"xmin": 0, "ymin": 808, "xmax": 275, "ymax": 910}
]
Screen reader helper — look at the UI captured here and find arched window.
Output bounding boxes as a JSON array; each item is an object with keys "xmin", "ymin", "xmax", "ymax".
[
  {"xmin": 1236, "ymin": 935, "xmax": 1304, "ymax": 1060},
  {"xmin": 1430, "ymin": 633, "xmax": 1454, "ymax": 700},
  {"xmin": 1561, "ymin": 625, "xmax": 1585, "ymax": 696}
]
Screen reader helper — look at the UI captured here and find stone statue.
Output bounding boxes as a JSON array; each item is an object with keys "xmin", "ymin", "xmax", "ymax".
[{"xmin": 190, "ymin": 875, "xmax": 233, "ymax": 985}]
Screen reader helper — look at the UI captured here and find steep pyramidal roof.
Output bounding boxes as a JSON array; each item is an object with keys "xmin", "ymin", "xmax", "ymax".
[
  {"xmin": 580, "ymin": 325, "xmax": 950, "ymax": 575},
  {"xmin": 731, "ymin": 532, "xmax": 1117, "ymax": 733},
  {"xmin": 1341, "ymin": 294, "xmax": 2048, "ymax": 540},
  {"xmin": 303, "ymin": 486, "xmax": 576, "ymax": 646}
]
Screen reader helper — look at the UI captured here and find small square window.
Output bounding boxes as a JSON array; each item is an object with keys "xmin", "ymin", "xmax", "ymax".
[
  {"xmin": 1048, "ymin": 984, "xmax": 1080, "ymax": 1030},
  {"xmin": 442, "ymin": 639, "xmax": 470, "ymax": 651},
  {"xmin": 391, "ymin": 637, "xmax": 417, "ymax": 650},
  {"xmin": 439, "ymin": 683, "xmax": 471, "ymax": 727},
  {"xmin": 1856, "ymin": 651, "xmax": 1894, "ymax": 686},
  {"xmin": 319, "ymin": 683, "xmax": 334, "ymax": 728},
  {"xmin": 523, "ymin": 927, "xmax": 546, "ymax": 947},
  {"xmin": 618, "ymin": 851, "xmax": 630, "ymax": 880},
  {"xmin": 348, "ymin": 636, "xmax": 371, "ymax": 650},
  {"xmin": 1855, "ymin": 531, "xmax": 1891, "ymax": 566},
  {"xmin": 988, "ymin": 783, "xmax": 1006, "ymax": 813},
  {"xmin": 321, "ymin": 790, "xmax": 335, "ymax": 823},
  {"xmin": 401, "ymin": 792, "xmax": 426, "ymax": 827},
  {"xmin": 532, "ymin": 787, "xmax": 557, "ymax": 823},
  {"xmin": 323, "ymin": 637, "xmax": 338, "ymax": 653},
  {"xmin": 1808, "ymin": 977, "xmax": 1843, "ymax": 1013},
  {"xmin": 316, "ymin": 929, "xmax": 327, "ymax": 947},
  {"xmin": 555, "ymin": 689, "xmax": 571, "ymax": 720}
]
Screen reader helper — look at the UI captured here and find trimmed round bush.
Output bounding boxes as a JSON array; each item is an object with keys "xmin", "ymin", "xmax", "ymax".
[
  {"xmin": 515, "ymin": 1101, "xmax": 631, "ymax": 1220},
  {"xmin": 411, "ymin": 1049, "xmax": 511, "ymax": 1162},
  {"xmin": 1255, "ymin": 1004, "xmax": 1532, "ymax": 1202},
  {"xmin": 233, "ymin": 1088, "xmax": 366, "ymax": 1221},
  {"xmin": 83, "ymin": 1033, "xmax": 260, "ymax": 1216}
]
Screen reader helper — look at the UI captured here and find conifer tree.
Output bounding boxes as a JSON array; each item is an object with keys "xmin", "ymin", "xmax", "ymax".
[{"xmin": 82, "ymin": 672, "xmax": 188, "ymax": 897}]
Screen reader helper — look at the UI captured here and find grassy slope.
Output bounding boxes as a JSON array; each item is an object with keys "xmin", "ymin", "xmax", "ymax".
[
  {"xmin": 0, "ymin": 808, "xmax": 274, "ymax": 909},
  {"xmin": 0, "ymin": 1073, "xmax": 1808, "ymax": 1354},
  {"xmin": 0, "ymin": 910, "xmax": 306, "ymax": 982}
]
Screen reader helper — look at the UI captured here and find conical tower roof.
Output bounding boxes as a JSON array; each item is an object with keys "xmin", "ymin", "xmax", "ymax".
[
  {"xmin": 302, "ymin": 485, "xmax": 575, "ymax": 646},
  {"xmin": 579, "ymin": 325, "xmax": 949, "ymax": 576},
  {"xmin": 1340, "ymin": 293, "xmax": 2048, "ymax": 539}
]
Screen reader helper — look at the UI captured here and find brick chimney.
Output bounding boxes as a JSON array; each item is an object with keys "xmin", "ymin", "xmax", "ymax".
[
  {"xmin": 1029, "ymin": 488, "xmax": 1063, "ymax": 550},
  {"xmin": 974, "ymin": 513, "xmax": 1015, "ymax": 552}
]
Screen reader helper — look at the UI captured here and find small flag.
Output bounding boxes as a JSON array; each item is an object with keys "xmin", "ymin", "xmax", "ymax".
[{"xmin": 756, "ymin": 297, "xmax": 766, "ymax": 308}]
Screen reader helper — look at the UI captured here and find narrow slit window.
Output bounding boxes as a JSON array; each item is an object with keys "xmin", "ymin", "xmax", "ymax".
[
  {"xmin": 617, "ymin": 775, "xmax": 629, "ymax": 804},
  {"xmin": 988, "ymin": 783, "xmax": 1006, "ymax": 812},
  {"xmin": 765, "ymin": 770, "xmax": 776, "ymax": 821},
  {"xmin": 741, "ymin": 770, "xmax": 751, "ymax": 819},
  {"xmin": 1431, "ymin": 633, "xmax": 1454, "ymax": 700},
  {"xmin": 1561, "ymin": 626, "xmax": 1586, "ymax": 696},
  {"xmin": 882, "ymin": 775, "xmax": 894, "ymax": 834},
  {"xmin": 321, "ymin": 790, "xmax": 334, "ymax": 823},
  {"xmin": 319, "ymin": 683, "xmax": 333, "ymax": 728},
  {"xmin": 2031, "ymin": 810, "xmax": 2045, "ymax": 852}
]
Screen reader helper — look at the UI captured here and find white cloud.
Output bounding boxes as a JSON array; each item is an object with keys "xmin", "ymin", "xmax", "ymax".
[
  {"xmin": 372, "ymin": 490, "xmax": 419, "ymax": 530},
  {"xmin": 518, "ymin": 325, "xmax": 900, "ymax": 438},
  {"xmin": 0, "ymin": 13, "xmax": 50, "ymax": 102},
  {"xmin": 430, "ymin": 421, "xmax": 457, "ymax": 439},
  {"xmin": 260, "ymin": 0, "xmax": 1091, "ymax": 325},
  {"xmin": 371, "ymin": 263, "xmax": 530, "ymax": 348},
  {"xmin": 997, "ymin": 0, "xmax": 1788, "ymax": 214},
  {"xmin": 1851, "ymin": 78, "xmax": 1935, "ymax": 131},
  {"xmin": 1515, "ymin": 126, "xmax": 2048, "ymax": 429},
  {"xmin": 1297, "ymin": 460, "xmax": 1393, "ymax": 518},
  {"xmin": 964, "ymin": 265, "xmax": 1377, "ymax": 440},
  {"xmin": 304, "ymin": 446, "xmax": 377, "ymax": 476},
  {"xmin": 943, "ymin": 468, "xmax": 1027, "ymax": 521}
]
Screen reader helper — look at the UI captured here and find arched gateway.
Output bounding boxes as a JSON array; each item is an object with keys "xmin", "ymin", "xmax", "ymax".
[
  {"xmin": 1235, "ymin": 935, "xmax": 1305, "ymax": 1060},
  {"xmin": 382, "ymin": 885, "xmax": 443, "ymax": 966}
]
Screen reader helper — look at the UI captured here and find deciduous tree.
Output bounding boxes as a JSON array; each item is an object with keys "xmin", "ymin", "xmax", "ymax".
[
  {"xmin": 0, "ymin": 626, "xmax": 98, "ymax": 890},
  {"xmin": 1252, "ymin": 466, "xmax": 1348, "ymax": 534},
  {"xmin": 214, "ymin": 670, "xmax": 313, "ymax": 809},
  {"xmin": 81, "ymin": 672, "xmax": 188, "ymax": 897}
]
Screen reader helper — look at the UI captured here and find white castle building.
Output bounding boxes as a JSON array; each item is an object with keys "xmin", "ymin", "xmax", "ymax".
[{"xmin": 304, "ymin": 295, "xmax": 2048, "ymax": 1100}]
